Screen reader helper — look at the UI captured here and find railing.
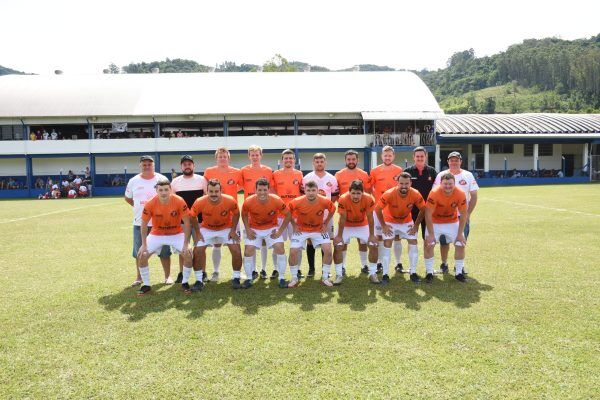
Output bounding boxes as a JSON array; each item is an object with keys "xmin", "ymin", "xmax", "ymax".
[{"xmin": 370, "ymin": 132, "xmax": 436, "ymax": 147}]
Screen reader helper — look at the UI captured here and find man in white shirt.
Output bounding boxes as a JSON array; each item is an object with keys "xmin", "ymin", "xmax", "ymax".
[
  {"xmin": 302, "ymin": 153, "xmax": 339, "ymax": 277},
  {"xmin": 124, "ymin": 155, "xmax": 173, "ymax": 286},
  {"xmin": 432, "ymin": 151, "xmax": 479, "ymax": 274}
]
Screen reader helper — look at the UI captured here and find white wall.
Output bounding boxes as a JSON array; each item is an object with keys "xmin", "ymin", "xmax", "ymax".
[
  {"xmin": 95, "ymin": 156, "xmax": 143, "ymax": 175},
  {"xmin": 0, "ymin": 158, "xmax": 25, "ymax": 176},
  {"xmin": 32, "ymin": 157, "xmax": 89, "ymax": 176}
]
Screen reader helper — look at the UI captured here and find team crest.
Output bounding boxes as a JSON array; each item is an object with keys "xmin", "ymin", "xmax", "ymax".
[
  {"xmin": 170, "ymin": 210, "xmax": 178, "ymax": 217},
  {"xmin": 459, "ymin": 179, "xmax": 467, "ymax": 185},
  {"xmin": 293, "ymin": 179, "xmax": 299, "ymax": 185},
  {"xmin": 326, "ymin": 182, "xmax": 332, "ymax": 187},
  {"xmin": 451, "ymin": 201, "xmax": 458, "ymax": 208},
  {"xmin": 268, "ymin": 210, "xmax": 276, "ymax": 216},
  {"xmin": 220, "ymin": 210, "xmax": 228, "ymax": 216},
  {"xmin": 360, "ymin": 208, "xmax": 366, "ymax": 213},
  {"xmin": 318, "ymin": 189, "xmax": 326, "ymax": 196},
  {"xmin": 227, "ymin": 179, "xmax": 235, "ymax": 185},
  {"xmin": 317, "ymin": 210, "xmax": 324, "ymax": 216},
  {"xmin": 406, "ymin": 203, "xmax": 413, "ymax": 209}
]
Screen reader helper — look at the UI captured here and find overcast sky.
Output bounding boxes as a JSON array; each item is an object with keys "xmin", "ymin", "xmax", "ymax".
[{"xmin": 2, "ymin": 0, "xmax": 598, "ymax": 75}]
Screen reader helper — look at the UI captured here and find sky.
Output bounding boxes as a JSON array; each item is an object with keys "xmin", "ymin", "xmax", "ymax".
[{"xmin": 1, "ymin": 0, "xmax": 598, "ymax": 75}]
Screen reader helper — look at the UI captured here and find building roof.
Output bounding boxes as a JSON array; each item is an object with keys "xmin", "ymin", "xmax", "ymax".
[{"xmin": 0, "ymin": 71, "xmax": 443, "ymax": 121}]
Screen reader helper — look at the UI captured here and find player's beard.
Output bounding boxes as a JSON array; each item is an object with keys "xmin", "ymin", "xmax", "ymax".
[
  {"xmin": 183, "ymin": 169, "xmax": 193, "ymax": 176},
  {"xmin": 346, "ymin": 163, "xmax": 356, "ymax": 169},
  {"xmin": 400, "ymin": 188, "xmax": 408, "ymax": 195}
]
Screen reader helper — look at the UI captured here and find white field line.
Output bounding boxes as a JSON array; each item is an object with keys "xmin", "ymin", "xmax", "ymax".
[
  {"xmin": 485, "ymin": 198, "xmax": 600, "ymax": 218},
  {"xmin": 0, "ymin": 201, "xmax": 120, "ymax": 224}
]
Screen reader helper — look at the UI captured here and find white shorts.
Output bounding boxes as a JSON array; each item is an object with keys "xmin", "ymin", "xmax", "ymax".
[
  {"xmin": 244, "ymin": 227, "xmax": 284, "ymax": 249},
  {"xmin": 290, "ymin": 231, "xmax": 332, "ymax": 249},
  {"xmin": 373, "ymin": 211, "xmax": 383, "ymax": 235},
  {"xmin": 147, "ymin": 233, "xmax": 186, "ymax": 254},
  {"xmin": 381, "ymin": 222, "xmax": 417, "ymax": 240},
  {"xmin": 196, "ymin": 227, "xmax": 238, "ymax": 247},
  {"xmin": 425, "ymin": 222, "xmax": 463, "ymax": 246},
  {"xmin": 335, "ymin": 225, "xmax": 372, "ymax": 245},
  {"xmin": 277, "ymin": 217, "xmax": 293, "ymax": 241}
]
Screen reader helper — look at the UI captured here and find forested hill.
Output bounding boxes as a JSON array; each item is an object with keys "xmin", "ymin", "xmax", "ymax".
[{"xmin": 0, "ymin": 65, "xmax": 26, "ymax": 75}]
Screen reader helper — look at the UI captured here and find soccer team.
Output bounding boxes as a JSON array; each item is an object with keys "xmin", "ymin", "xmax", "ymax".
[{"xmin": 125, "ymin": 145, "xmax": 479, "ymax": 296}]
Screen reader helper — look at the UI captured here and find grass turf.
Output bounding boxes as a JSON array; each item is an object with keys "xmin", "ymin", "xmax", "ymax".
[{"xmin": 0, "ymin": 184, "xmax": 598, "ymax": 399}]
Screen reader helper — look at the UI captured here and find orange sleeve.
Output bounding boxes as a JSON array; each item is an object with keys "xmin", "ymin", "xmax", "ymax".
[
  {"xmin": 426, "ymin": 191, "xmax": 437, "ymax": 209},
  {"xmin": 189, "ymin": 199, "xmax": 201, "ymax": 217},
  {"xmin": 228, "ymin": 197, "xmax": 240, "ymax": 215},
  {"xmin": 276, "ymin": 197, "xmax": 288, "ymax": 213},
  {"xmin": 241, "ymin": 198, "xmax": 250, "ymax": 216},
  {"xmin": 179, "ymin": 197, "xmax": 189, "ymax": 216},
  {"xmin": 457, "ymin": 192, "xmax": 468, "ymax": 213},
  {"xmin": 366, "ymin": 195, "xmax": 375, "ymax": 213},
  {"xmin": 326, "ymin": 198, "xmax": 335, "ymax": 214},
  {"xmin": 141, "ymin": 203, "xmax": 152, "ymax": 222},
  {"xmin": 337, "ymin": 197, "xmax": 347, "ymax": 216},
  {"xmin": 376, "ymin": 191, "xmax": 389, "ymax": 210},
  {"xmin": 414, "ymin": 191, "xmax": 426, "ymax": 210}
]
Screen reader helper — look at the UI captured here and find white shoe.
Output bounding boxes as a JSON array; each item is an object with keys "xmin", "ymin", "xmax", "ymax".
[
  {"xmin": 164, "ymin": 277, "xmax": 174, "ymax": 285},
  {"xmin": 287, "ymin": 279, "xmax": 299, "ymax": 288},
  {"xmin": 321, "ymin": 279, "xmax": 334, "ymax": 287},
  {"xmin": 130, "ymin": 279, "xmax": 142, "ymax": 287},
  {"xmin": 333, "ymin": 275, "xmax": 343, "ymax": 286},
  {"xmin": 369, "ymin": 274, "xmax": 380, "ymax": 284},
  {"xmin": 211, "ymin": 272, "xmax": 219, "ymax": 282}
]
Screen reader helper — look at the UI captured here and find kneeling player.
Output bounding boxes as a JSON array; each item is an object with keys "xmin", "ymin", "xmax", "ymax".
[
  {"xmin": 424, "ymin": 172, "xmax": 468, "ymax": 282},
  {"xmin": 375, "ymin": 172, "xmax": 426, "ymax": 284},
  {"xmin": 137, "ymin": 179, "xmax": 192, "ymax": 296},
  {"xmin": 333, "ymin": 180, "xmax": 378, "ymax": 285},
  {"xmin": 242, "ymin": 178, "xmax": 292, "ymax": 288},
  {"xmin": 189, "ymin": 179, "xmax": 244, "ymax": 290},
  {"xmin": 287, "ymin": 181, "xmax": 336, "ymax": 287}
]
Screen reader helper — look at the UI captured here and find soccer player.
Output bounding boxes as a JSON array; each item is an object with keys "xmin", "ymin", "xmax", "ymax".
[
  {"xmin": 424, "ymin": 172, "xmax": 468, "ymax": 282},
  {"xmin": 271, "ymin": 149, "xmax": 303, "ymax": 279},
  {"xmin": 241, "ymin": 145, "xmax": 274, "ymax": 280},
  {"xmin": 125, "ymin": 155, "xmax": 172, "ymax": 287},
  {"xmin": 137, "ymin": 179, "xmax": 192, "ymax": 296},
  {"xmin": 333, "ymin": 180, "xmax": 379, "ymax": 284},
  {"xmin": 189, "ymin": 179, "xmax": 244, "ymax": 290},
  {"xmin": 302, "ymin": 153, "xmax": 339, "ymax": 278},
  {"xmin": 335, "ymin": 149, "xmax": 372, "ymax": 275},
  {"xmin": 432, "ymin": 151, "xmax": 478, "ymax": 274},
  {"xmin": 288, "ymin": 180, "xmax": 336, "ymax": 287},
  {"xmin": 170, "ymin": 155, "xmax": 207, "ymax": 283},
  {"xmin": 369, "ymin": 145, "xmax": 403, "ymax": 273},
  {"xmin": 375, "ymin": 173, "xmax": 426, "ymax": 284},
  {"xmin": 203, "ymin": 147, "xmax": 243, "ymax": 282}
]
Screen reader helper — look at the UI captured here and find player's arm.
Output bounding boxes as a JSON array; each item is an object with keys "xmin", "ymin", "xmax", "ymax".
[
  {"xmin": 375, "ymin": 205, "xmax": 391, "ymax": 236},
  {"xmin": 424, "ymin": 206, "xmax": 435, "ymax": 246},
  {"xmin": 229, "ymin": 211, "xmax": 241, "ymax": 242},
  {"xmin": 468, "ymin": 191, "xmax": 478, "ymax": 215},
  {"xmin": 241, "ymin": 208, "xmax": 256, "ymax": 240},
  {"xmin": 274, "ymin": 209, "xmax": 292, "ymax": 238},
  {"xmin": 457, "ymin": 212, "xmax": 468, "ymax": 246},
  {"xmin": 334, "ymin": 213, "xmax": 346, "ymax": 246},
  {"xmin": 321, "ymin": 204, "xmax": 336, "ymax": 235},
  {"xmin": 182, "ymin": 212, "xmax": 192, "ymax": 251},
  {"xmin": 124, "ymin": 196, "xmax": 133, "ymax": 206},
  {"xmin": 366, "ymin": 211, "xmax": 377, "ymax": 244},
  {"xmin": 139, "ymin": 219, "xmax": 149, "ymax": 256}
]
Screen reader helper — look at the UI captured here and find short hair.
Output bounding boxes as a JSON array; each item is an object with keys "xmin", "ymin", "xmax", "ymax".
[
  {"xmin": 207, "ymin": 178, "xmax": 222, "ymax": 190},
  {"xmin": 345, "ymin": 149, "xmax": 359, "ymax": 159},
  {"xmin": 441, "ymin": 172, "xmax": 455, "ymax": 182},
  {"xmin": 413, "ymin": 146, "xmax": 427, "ymax": 155},
  {"xmin": 349, "ymin": 180, "xmax": 364, "ymax": 192},
  {"xmin": 313, "ymin": 153, "xmax": 326, "ymax": 160},
  {"xmin": 255, "ymin": 178, "xmax": 270, "ymax": 189},
  {"xmin": 304, "ymin": 180, "xmax": 318, "ymax": 190},
  {"xmin": 248, "ymin": 145, "xmax": 263, "ymax": 155},
  {"xmin": 281, "ymin": 149, "xmax": 295, "ymax": 159},
  {"xmin": 214, "ymin": 147, "xmax": 230, "ymax": 158},
  {"xmin": 155, "ymin": 178, "xmax": 171, "ymax": 187},
  {"xmin": 398, "ymin": 172, "xmax": 412, "ymax": 181},
  {"xmin": 382, "ymin": 145, "xmax": 394, "ymax": 153}
]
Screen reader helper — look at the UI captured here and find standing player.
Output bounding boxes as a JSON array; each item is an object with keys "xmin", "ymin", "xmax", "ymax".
[
  {"xmin": 432, "ymin": 151, "xmax": 478, "ymax": 274},
  {"xmin": 333, "ymin": 180, "xmax": 379, "ymax": 285},
  {"xmin": 271, "ymin": 149, "xmax": 303, "ymax": 279},
  {"xmin": 334, "ymin": 149, "xmax": 372, "ymax": 275},
  {"xmin": 302, "ymin": 153, "xmax": 339, "ymax": 278},
  {"xmin": 241, "ymin": 178, "xmax": 292, "ymax": 289},
  {"xmin": 369, "ymin": 146, "xmax": 403, "ymax": 274},
  {"xmin": 170, "ymin": 155, "xmax": 207, "ymax": 283},
  {"xmin": 287, "ymin": 181, "xmax": 336, "ymax": 287},
  {"xmin": 125, "ymin": 155, "xmax": 172, "ymax": 287},
  {"xmin": 424, "ymin": 172, "xmax": 468, "ymax": 282},
  {"xmin": 189, "ymin": 179, "xmax": 244, "ymax": 290},
  {"xmin": 137, "ymin": 179, "xmax": 192, "ymax": 296},
  {"xmin": 203, "ymin": 147, "xmax": 243, "ymax": 282},
  {"xmin": 241, "ymin": 145, "xmax": 274, "ymax": 280},
  {"xmin": 374, "ymin": 173, "xmax": 426, "ymax": 284}
]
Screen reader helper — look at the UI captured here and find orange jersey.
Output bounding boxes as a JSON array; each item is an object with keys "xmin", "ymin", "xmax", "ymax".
[
  {"xmin": 142, "ymin": 194, "xmax": 188, "ymax": 236},
  {"xmin": 337, "ymin": 192, "xmax": 375, "ymax": 227},
  {"xmin": 288, "ymin": 195, "xmax": 335, "ymax": 233},
  {"xmin": 335, "ymin": 167, "xmax": 371, "ymax": 195},
  {"xmin": 189, "ymin": 194, "xmax": 239, "ymax": 230},
  {"xmin": 241, "ymin": 164, "xmax": 273, "ymax": 199},
  {"xmin": 271, "ymin": 169, "xmax": 303, "ymax": 204},
  {"xmin": 376, "ymin": 187, "xmax": 425, "ymax": 224},
  {"xmin": 426, "ymin": 187, "xmax": 467, "ymax": 224},
  {"xmin": 203, "ymin": 166, "xmax": 242, "ymax": 199},
  {"xmin": 370, "ymin": 164, "xmax": 403, "ymax": 201},
  {"xmin": 242, "ymin": 194, "xmax": 287, "ymax": 230}
]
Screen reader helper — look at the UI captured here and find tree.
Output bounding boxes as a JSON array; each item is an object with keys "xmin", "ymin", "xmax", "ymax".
[
  {"xmin": 262, "ymin": 54, "xmax": 298, "ymax": 72},
  {"xmin": 108, "ymin": 63, "xmax": 120, "ymax": 74}
]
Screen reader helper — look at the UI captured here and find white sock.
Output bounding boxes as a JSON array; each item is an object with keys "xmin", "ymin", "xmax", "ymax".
[
  {"xmin": 377, "ymin": 240, "xmax": 384, "ymax": 263},
  {"xmin": 342, "ymin": 250, "xmax": 347, "ymax": 267},
  {"xmin": 233, "ymin": 270, "xmax": 241, "ymax": 279},
  {"xmin": 408, "ymin": 245, "xmax": 418, "ymax": 274},
  {"xmin": 260, "ymin": 245, "xmax": 268, "ymax": 271},
  {"xmin": 381, "ymin": 246, "xmax": 391, "ymax": 275},
  {"xmin": 335, "ymin": 263, "xmax": 343, "ymax": 277},
  {"xmin": 290, "ymin": 266, "xmax": 299, "ymax": 279},
  {"xmin": 139, "ymin": 266, "xmax": 150, "ymax": 286},
  {"xmin": 394, "ymin": 240, "xmax": 402, "ymax": 264},
  {"xmin": 322, "ymin": 263, "xmax": 331, "ymax": 279},
  {"xmin": 297, "ymin": 252, "xmax": 303, "ymax": 269},
  {"xmin": 276, "ymin": 254, "xmax": 287, "ymax": 279},
  {"xmin": 182, "ymin": 266, "xmax": 192, "ymax": 284},
  {"xmin": 244, "ymin": 256, "xmax": 254, "ymax": 280},
  {"xmin": 272, "ymin": 251, "xmax": 278, "ymax": 272},
  {"xmin": 455, "ymin": 259, "xmax": 465, "ymax": 275},
  {"xmin": 194, "ymin": 270, "xmax": 203, "ymax": 282},
  {"xmin": 212, "ymin": 247, "xmax": 221, "ymax": 272},
  {"xmin": 359, "ymin": 250, "xmax": 368, "ymax": 266},
  {"xmin": 369, "ymin": 262, "xmax": 377, "ymax": 275},
  {"xmin": 425, "ymin": 257, "xmax": 434, "ymax": 274}
]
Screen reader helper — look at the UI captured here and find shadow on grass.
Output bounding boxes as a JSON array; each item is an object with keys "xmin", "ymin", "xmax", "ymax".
[{"xmin": 98, "ymin": 272, "xmax": 493, "ymax": 321}]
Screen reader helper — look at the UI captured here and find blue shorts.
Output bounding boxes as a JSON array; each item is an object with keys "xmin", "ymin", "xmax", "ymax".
[{"xmin": 132, "ymin": 225, "xmax": 171, "ymax": 258}]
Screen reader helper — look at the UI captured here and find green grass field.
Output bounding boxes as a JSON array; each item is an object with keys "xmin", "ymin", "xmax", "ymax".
[{"xmin": 1, "ymin": 184, "xmax": 599, "ymax": 399}]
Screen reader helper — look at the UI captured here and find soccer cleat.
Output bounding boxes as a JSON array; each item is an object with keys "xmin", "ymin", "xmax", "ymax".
[
  {"xmin": 409, "ymin": 273, "xmax": 421, "ymax": 283},
  {"xmin": 181, "ymin": 282, "xmax": 191, "ymax": 294},
  {"xmin": 192, "ymin": 281, "xmax": 204, "ymax": 292},
  {"xmin": 164, "ymin": 277, "xmax": 174, "ymax": 285},
  {"xmin": 211, "ymin": 272, "xmax": 219, "ymax": 282},
  {"xmin": 270, "ymin": 270, "xmax": 279, "ymax": 280},
  {"xmin": 455, "ymin": 273, "xmax": 466, "ymax": 283},
  {"xmin": 137, "ymin": 285, "xmax": 151, "ymax": 296},
  {"xmin": 361, "ymin": 265, "xmax": 369, "ymax": 274},
  {"xmin": 278, "ymin": 278, "xmax": 289, "ymax": 289},
  {"xmin": 297, "ymin": 270, "xmax": 304, "ymax": 279},
  {"xmin": 333, "ymin": 275, "xmax": 343, "ymax": 286},
  {"xmin": 175, "ymin": 272, "xmax": 183, "ymax": 284},
  {"xmin": 202, "ymin": 271, "xmax": 208, "ymax": 282},
  {"xmin": 231, "ymin": 278, "xmax": 242, "ymax": 289},
  {"xmin": 381, "ymin": 274, "xmax": 390, "ymax": 285},
  {"xmin": 369, "ymin": 274, "xmax": 381, "ymax": 284},
  {"xmin": 259, "ymin": 269, "xmax": 267, "ymax": 280},
  {"xmin": 242, "ymin": 279, "xmax": 253, "ymax": 289},
  {"xmin": 376, "ymin": 263, "xmax": 383, "ymax": 274},
  {"xmin": 287, "ymin": 279, "xmax": 299, "ymax": 288},
  {"xmin": 307, "ymin": 268, "xmax": 315, "ymax": 278},
  {"xmin": 425, "ymin": 273, "xmax": 434, "ymax": 283},
  {"xmin": 440, "ymin": 263, "xmax": 449, "ymax": 274},
  {"xmin": 395, "ymin": 263, "xmax": 404, "ymax": 273},
  {"xmin": 321, "ymin": 279, "xmax": 334, "ymax": 287},
  {"xmin": 251, "ymin": 270, "xmax": 259, "ymax": 281},
  {"xmin": 131, "ymin": 279, "xmax": 142, "ymax": 287}
]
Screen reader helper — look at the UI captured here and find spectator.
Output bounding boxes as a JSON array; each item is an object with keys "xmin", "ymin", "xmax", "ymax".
[
  {"xmin": 67, "ymin": 170, "xmax": 75, "ymax": 181},
  {"xmin": 51, "ymin": 129, "xmax": 58, "ymax": 140},
  {"xmin": 35, "ymin": 177, "xmax": 45, "ymax": 188},
  {"xmin": 171, "ymin": 168, "xmax": 177, "ymax": 180},
  {"xmin": 42, "ymin": 130, "xmax": 49, "ymax": 140},
  {"xmin": 73, "ymin": 175, "xmax": 82, "ymax": 187},
  {"xmin": 176, "ymin": 130, "xmax": 184, "ymax": 138},
  {"xmin": 111, "ymin": 175, "xmax": 123, "ymax": 186},
  {"xmin": 556, "ymin": 170, "xmax": 564, "ymax": 178},
  {"xmin": 51, "ymin": 187, "xmax": 61, "ymax": 199},
  {"xmin": 78, "ymin": 185, "xmax": 89, "ymax": 197},
  {"xmin": 30, "ymin": 131, "xmax": 37, "ymax": 141},
  {"xmin": 511, "ymin": 169, "xmax": 521, "ymax": 178},
  {"xmin": 68, "ymin": 188, "xmax": 77, "ymax": 198}
]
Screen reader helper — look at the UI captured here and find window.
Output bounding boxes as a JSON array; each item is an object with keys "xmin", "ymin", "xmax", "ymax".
[
  {"xmin": 524, "ymin": 143, "xmax": 553, "ymax": 157},
  {"xmin": 471, "ymin": 144, "xmax": 483, "ymax": 153},
  {"xmin": 0, "ymin": 125, "xmax": 22, "ymax": 140},
  {"xmin": 490, "ymin": 144, "xmax": 513, "ymax": 154}
]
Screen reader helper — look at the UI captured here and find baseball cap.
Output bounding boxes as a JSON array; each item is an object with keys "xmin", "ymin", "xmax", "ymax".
[
  {"xmin": 447, "ymin": 151, "xmax": 462, "ymax": 159},
  {"xmin": 140, "ymin": 155, "xmax": 154, "ymax": 162},
  {"xmin": 180, "ymin": 155, "xmax": 194, "ymax": 163}
]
